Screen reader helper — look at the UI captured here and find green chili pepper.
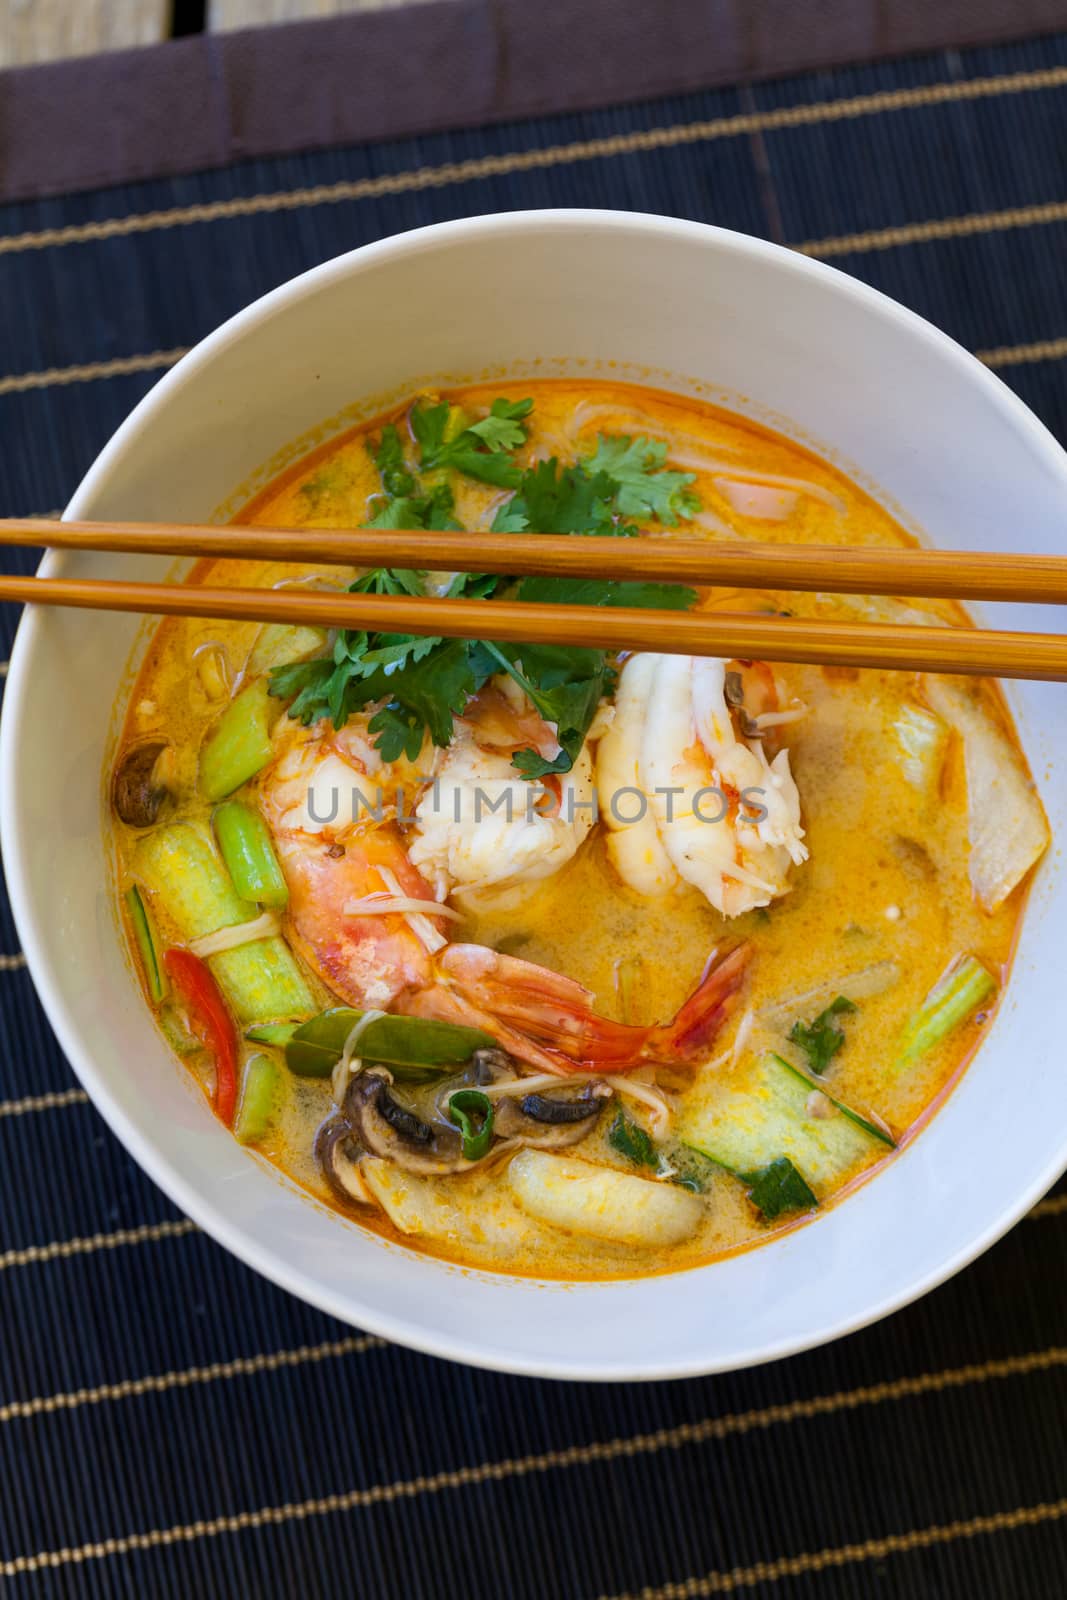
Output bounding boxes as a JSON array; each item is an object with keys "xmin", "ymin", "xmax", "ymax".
[
  {"xmin": 447, "ymin": 1089, "xmax": 494, "ymax": 1161},
  {"xmin": 125, "ymin": 883, "xmax": 165, "ymax": 1001},
  {"xmin": 213, "ymin": 801, "xmax": 289, "ymax": 908},
  {"xmin": 285, "ymin": 1007, "xmax": 496, "ymax": 1079},
  {"xmin": 234, "ymin": 1054, "xmax": 282, "ymax": 1145}
]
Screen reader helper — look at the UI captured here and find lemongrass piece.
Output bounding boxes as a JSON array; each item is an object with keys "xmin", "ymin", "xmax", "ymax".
[
  {"xmin": 893, "ymin": 955, "xmax": 996, "ymax": 1075},
  {"xmin": 189, "ymin": 911, "xmax": 281, "ymax": 959},
  {"xmin": 759, "ymin": 960, "xmax": 902, "ymax": 1032}
]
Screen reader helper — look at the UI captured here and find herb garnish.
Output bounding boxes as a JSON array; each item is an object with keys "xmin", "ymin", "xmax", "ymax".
[
  {"xmin": 608, "ymin": 1108, "xmax": 658, "ymax": 1169},
  {"xmin": 743, "ymin": 1156, "xmax": 817, "ymax": 1221},
  {"xmin": 268, "ymin": 396, "xmax": 699, "ymax": 775},
  {"xmin": 788, "ymin": 996, "xmax": 857, "ymax": 1075}
]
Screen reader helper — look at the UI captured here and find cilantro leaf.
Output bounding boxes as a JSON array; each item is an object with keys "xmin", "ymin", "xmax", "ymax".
[
  {"xmin": 494, "ymin": 459, "xmax": 620, "ymax": 535},
  {"xmin": 365, "ymin": 481, "xmax": 461, "ymax": 533},
  {"xmin": 367, "ymin": 639, "xmax": 484, "ymax": 759},
  {"xmin": 584, "ymin": 435, "xmax": 699, "ymax": 525},
  {"xmin": 517, "ymin": 575, "xmax": 697, "ymax": 611},
  {"xmin": 609, "ymin": 1110, "xmax": 658, "ymax": 1169},
  {"xmin": 481, "ymin": 641, "xmax": 608, "ymax": 779},
  {"xmin": 742, "ymin": 1157, "xmax": 817, "ymax": 1221},
  {"xmin": 270, "ymin": 408, "xmax": 706, "ymax": 776},
  {"xmin": 411, "ymin": 396, "xmax": 531, "ymax": 489},
  {"xmin": 788, "ymin": 996, "xmax": 857, "ymax": 1075},
  {"xmin": 466, "ymin": 397, "xmax": 534, "ymax": 453},
  {"xmin": 369, "ymin": 425, "xmax": 417, "ymax": 498}
]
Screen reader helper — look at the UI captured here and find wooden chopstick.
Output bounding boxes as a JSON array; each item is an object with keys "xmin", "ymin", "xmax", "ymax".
[
  {"xmin": 5, "ymin": 573, "xmax": 1067, "ymax": 681},
  {"xmin": 5, "ymin": 517, "xmax": 1067, "ymax": 605}
]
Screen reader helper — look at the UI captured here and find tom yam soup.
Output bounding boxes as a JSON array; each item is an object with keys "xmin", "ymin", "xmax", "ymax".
[{"xmin": 109, "ymin": 381, "xmax": 1048, "ymax": 1279}]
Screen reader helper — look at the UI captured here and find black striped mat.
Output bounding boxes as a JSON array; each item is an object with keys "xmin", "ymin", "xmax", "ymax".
[{"xmin": 1, "ymin": 27, "xmax": 1066, "ymax": 1599}]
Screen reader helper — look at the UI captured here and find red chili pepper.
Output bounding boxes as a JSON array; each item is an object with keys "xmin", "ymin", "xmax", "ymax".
[{"xmin": 163, "ymin": 948, "xmax": 238, "ymax": 1126}]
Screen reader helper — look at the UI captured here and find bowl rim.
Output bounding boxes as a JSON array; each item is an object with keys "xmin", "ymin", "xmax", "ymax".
[{"xmin": 4, "ymin": 207, "xmax": 1067, "ymax": 1381}]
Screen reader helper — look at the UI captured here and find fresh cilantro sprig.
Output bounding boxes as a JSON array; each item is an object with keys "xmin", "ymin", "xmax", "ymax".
[
  {"xmin": 743, "ymin": 1156, "xmax": 817, "ymax": 1221},
  {"xmin": 788, "ymin": 996, "xmax": 857, "ymax": 1075},
  {"xmin": 269, "ymin": 397, "xmax": 701, "ymax": 775},
  {"xmin": 411, "ymin": 397, "xmax": 533, "ymax": 488},
  {"xmin": 584, "ymin": 435, "xmax": 700, "ymax": 525}
]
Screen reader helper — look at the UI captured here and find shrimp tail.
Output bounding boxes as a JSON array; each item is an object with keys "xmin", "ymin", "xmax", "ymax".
[
  {"xmin": 427, "ymin": 942, "xmax": 751, "ymax": 1076},
  {"xmin": 646, "ymin": 943, "xmax": 751, "ymax": 1062}
]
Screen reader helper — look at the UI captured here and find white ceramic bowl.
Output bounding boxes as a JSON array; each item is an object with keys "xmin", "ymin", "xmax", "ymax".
[{"xmin": 4, "ymin": 211, "xmax": 1065, "ymax": 1381}]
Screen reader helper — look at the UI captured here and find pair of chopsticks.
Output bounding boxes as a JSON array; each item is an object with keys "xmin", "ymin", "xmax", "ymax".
[{"xmin": 2, "ymin": 516, "xmax": 1067, "ymax": 680}]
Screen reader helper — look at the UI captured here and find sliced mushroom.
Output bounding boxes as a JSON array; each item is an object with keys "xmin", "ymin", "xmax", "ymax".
[
  {"xmin": 344, "ymin": 1070, "xmax": 474, "ymax": 1177},
  {"xmin": 315, "ymin": 1114, "xmax": 372, "ymax": 1206},
  {"xmin": 471, "ymin": 1047, "xmax": 517, "ymax": 1085},
  {"xmin": 112, "ymin": 743, "xmax": 173, "ymax": 827},
  {"xmin": 493, "ymin": 1084, "xmax": 611, "ymax": 1149},
  {"xmin": 469, "ymin": 1048, "xmax": 612, "ymax": 1150}
]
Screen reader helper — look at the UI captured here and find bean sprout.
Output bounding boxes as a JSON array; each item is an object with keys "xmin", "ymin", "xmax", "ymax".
[{"xmin": 189, "ymin": 911, "xmax": 281, "ymax": 958}]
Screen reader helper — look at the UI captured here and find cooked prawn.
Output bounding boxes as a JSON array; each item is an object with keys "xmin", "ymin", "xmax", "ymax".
[
  {"xmin": 258, "ymin": 713, "xmax": 748, "ymax": 1074},
  {"xmin": 597, "ymin": 654, "xmax": 808, "ymax": 917}
]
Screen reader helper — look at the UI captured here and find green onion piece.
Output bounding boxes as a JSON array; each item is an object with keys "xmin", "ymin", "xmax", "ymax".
[
  {"xmin": 199, "ymin": 680, "xmax": 276, "ymax": 802},
  {"xmin": 125, "ymin": 884, "xmax": 165, "ymax": 1001},
  {"xmin": 894, "ymin": 955, "xmax": 997, "ymax": 1074},
  {"xmin": 245, "ymin": 1021, "xmax": 299, "ymax": 1047},
  {"xmin": 213, "ymin": 801, "xmax": 289, "ymax": 908},
  {"xmin": 234, "ymin": 1053, "xmax": 282, "ymax": 1145},
  {"xmin": 286, "ymin": 1007, "xmax": 496, "ymax": 1079},
  {"xmin": 447, "ymin": 1088, "xmax": 494, "ymax": 1161}
]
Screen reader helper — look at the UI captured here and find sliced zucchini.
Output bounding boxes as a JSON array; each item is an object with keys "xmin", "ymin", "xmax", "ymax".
[
  {"xmin": 677, "ymin": 1052, "xmax": 893, "ymax": 1195},
  {"xmin": 133, "ymin": 822, "xmax": 314, "ymax": 1025}
]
